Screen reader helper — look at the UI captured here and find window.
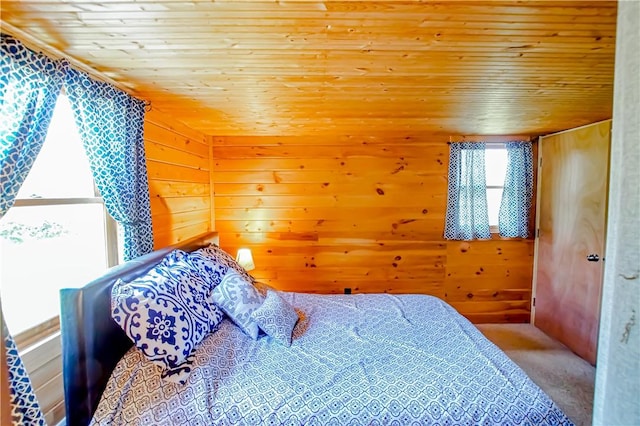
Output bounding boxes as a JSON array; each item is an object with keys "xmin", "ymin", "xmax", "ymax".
[
  {"xmin": 485, "ymin": 144, "xmax": 508, "ymax": 232},
  {"xmin": 445, "ymin": 140, "xmax": 532, "ymax": 240},
  {"xmin": 0, "ymin": 94, "xmax": 119, "ymax": 343}
]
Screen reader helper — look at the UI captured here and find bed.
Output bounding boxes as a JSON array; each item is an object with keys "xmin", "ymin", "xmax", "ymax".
[{"xmin": 60, "ymin": 231, "xmax": 572, "ymax": 426}]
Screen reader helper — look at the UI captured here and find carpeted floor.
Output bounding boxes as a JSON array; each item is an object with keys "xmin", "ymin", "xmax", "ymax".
[{"xmin": 477, "ymin": 324, "xmax": 596, "ymax": 426}]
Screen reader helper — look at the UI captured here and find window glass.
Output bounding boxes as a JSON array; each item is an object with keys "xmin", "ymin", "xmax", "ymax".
[
  {"xmin": 17, "ymin": 95, "xmax": 95, "ymax": 199},
  {"xmin": 485, "ymin": 147, "xmax": 508, "ymax": 228},
  {"xmin": 0, "ymin": 204, "xmax": 108, "ymax": 335},
  {"xmin": 0, "ymin": 94, "xmax": 113, "ymax": 337}
]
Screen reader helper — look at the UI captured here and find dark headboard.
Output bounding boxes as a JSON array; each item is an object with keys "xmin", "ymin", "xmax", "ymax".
[{"xmin": 59, "ymin": 232, "xmax": 219, "ymax": 426}]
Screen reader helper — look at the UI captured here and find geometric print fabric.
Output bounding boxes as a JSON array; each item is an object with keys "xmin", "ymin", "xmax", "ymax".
[
  {"xmin": 2, "ymin": 34, "xmax": 153, "ymax": 260},
  {"xmin": 94, "ymin": 293, "xmax": 573, "ymax": 425},
  {"xmin": 188, "ymin": 245, "xmax": 258, "ymax": 289},
  {"xmin": 65, "ymin": 68, "xmax": 153, "ymax": 260},
  {"xmin": 499, "ymin": 142, "xmax": 534, "ymax": 238},
  {"xmin": 1, "ymin": 33, "xmax": 61, "ymax": 425},
  {"xmin": 2, "ymin": 34, "xmax": 154, "ymax": 421},
  {"xmin": 444, "ymin": 142, "xmax": 491, "ymax": 240},
  {"xmin": 3, "ymin": 313, "xmax": 46, "ymax": 426},
  {"xmin": 111, "ymin": 260, "xmax": 224, "ymax": 384},
  {"xmin": 212, "ymin": 270, "xmax": 264, "ymax": 340},
  {"xmin": 0, "ymin": 33, "xmax": 66, "ymax": 217},
  {"xmin": 445, "ymin": 141, "xmax": 533, "ymax": 240},
  {"xmin": 250, "ymin": 289, "xmax": 299, "ymax": 346}
]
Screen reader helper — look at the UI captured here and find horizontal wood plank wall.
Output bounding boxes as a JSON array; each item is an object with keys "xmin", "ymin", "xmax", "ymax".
[
  {"xmin": 144, "ymin": 108, "xmax": 213, "ymax": 247},
  {"xmin": 10, "ymin": 110, "xmax": 214, "ymax": 426},
  {"xmin": 212, "ymin": 135, "xmax": 535, "ymax": 323}
]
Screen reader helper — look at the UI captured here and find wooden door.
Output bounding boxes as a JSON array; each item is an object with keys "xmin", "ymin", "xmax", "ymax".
[{"xmin": 534, "ymin": 120, "xmax": 611, "ymax": 365}]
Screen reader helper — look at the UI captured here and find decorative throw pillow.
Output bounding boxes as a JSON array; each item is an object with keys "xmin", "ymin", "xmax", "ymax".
[
  {"xmin": 187, "ymin": 245, "xmax": 255, "ymax": 290},
  {"xmin": 212, "ymin": 270, "xmax": 264, "ymax": 340},
  {"xmin": 159, "ymin": 249, "xmax": 188, "ymax": 266},
  {"xmin": 111, "ymin": 259, "xmax": 224, "ymax": 382},
  {"xmin": 160, "ymin": 353, "xmax": 196, "ymax": 385},
  {"xmin": 250, "ymin": 290, "xmax": 299, "ymax": 347},
  {"xmin": 253, "ymin": 281, "xmax": 275, "ymax": 297}
]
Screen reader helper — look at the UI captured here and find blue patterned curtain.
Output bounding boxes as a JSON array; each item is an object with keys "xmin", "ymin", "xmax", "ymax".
[
  {"xmin": 499, "ymin": 142, "xmax": 534, "ymax": 238},
  {"xmin": 2, "ymin": 307, "xmax": 46, "ymax": 425},
  {"xmin": 444, "ymin": 142, "xmax": 491, "ymax": 240},
  {"xmin": 1, "ymin": 34, "xmax": 53, "ymax": 426},
  {"xmin": 64, "ymin": 69, "xmax": 153, "ymax": 260},
  {"xmin": 0, "ymin": 34, "xmax": 65, "ymax": 217}
]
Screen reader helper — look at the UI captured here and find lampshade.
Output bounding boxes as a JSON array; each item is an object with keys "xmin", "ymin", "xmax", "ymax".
[{"xmin": 235, "ymin": 248, "xmax": 255, "ymax": 271}]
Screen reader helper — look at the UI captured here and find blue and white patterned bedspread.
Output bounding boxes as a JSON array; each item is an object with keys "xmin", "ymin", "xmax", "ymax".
[{"xmin": 92, "ymin": 293, "xmax": 572, "ymax": 425}]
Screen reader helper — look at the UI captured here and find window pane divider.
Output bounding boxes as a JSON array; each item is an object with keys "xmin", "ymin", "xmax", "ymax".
[
  {"xmin": 12, "ymin": 197, "xmax": 104, "ymax": 206},
  {"xmin": 105, "ymin": 210, "xmax": 119, "ymax": 268},
  {"xmin": 13, "ymin": 317, "xmax": 60, "ymax": 351},
  {"xmin": 484, "ymin": 142, "xmax": 507, "ymax": 149}
]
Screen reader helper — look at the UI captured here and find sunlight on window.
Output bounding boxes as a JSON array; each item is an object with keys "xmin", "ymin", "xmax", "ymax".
[
  {"xmin": 485, "ymin": 148, "xmax": 508, "ymax": 227},
  {"xmin": 0, "ymin": 205, "xmax": 108, "ymax": 334},
  {"xmin": 0, "ymin": 94, "xmax": 111, "ymax": 336},
  {"xmin": 17, "ymin": 95, "xmax": 95, "ymax": 199}
]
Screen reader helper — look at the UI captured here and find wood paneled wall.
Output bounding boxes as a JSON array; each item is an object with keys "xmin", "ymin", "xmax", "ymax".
[
  {"xmin": 212, "ymin": 134, "xmax": 535, "ymax": 323},
  {"xmin": 6, "ymin": 109, "xmax": 215, "ymax": 426},
  {"xmin": 145, "ymin": 108, "xmax": 214, "ymax": 247}
]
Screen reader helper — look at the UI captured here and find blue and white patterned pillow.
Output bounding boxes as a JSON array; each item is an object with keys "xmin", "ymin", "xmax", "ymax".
[
  {"xmin": 187, "ymin": 245, "xmax": 255, "ymax": 290},
  {"xmin": 212, "ymin": 270, "xmax": 264, "ymax": 340},
  {"xmin": 251, "ymin": 290, "xmax": 299, "ymax": 347},
  {"xmin": 111, "ymin": 259, "xmax": 224, "ymax": 382},
  {"xmin": 160, "ymin": 249, "xmax": 189, "ymax": 267}
]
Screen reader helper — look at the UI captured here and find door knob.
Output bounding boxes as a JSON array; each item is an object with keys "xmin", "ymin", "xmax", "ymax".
[{"xmin": 586, "ymin": 254, "xmax": 600, "ymax": 262}]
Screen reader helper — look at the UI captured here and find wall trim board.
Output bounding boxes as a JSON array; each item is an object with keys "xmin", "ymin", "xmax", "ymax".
[
  {"xmin": 539, "ymin": 119, "xmax": 613, "ymax": 139},
  {"xmin": 208, "ymin": 135, "xmax": 216, "ymax": 232},
  {"xmin": 0, "ymin": 20, "xmax": 134, "ymax": 97},
  {"xmin": 448, "ymin": 135, "xmax": 532, "ymax": 143},
  {"xmin": 531, "ymin": 135, "xmax": 544, "ymax": 324}
]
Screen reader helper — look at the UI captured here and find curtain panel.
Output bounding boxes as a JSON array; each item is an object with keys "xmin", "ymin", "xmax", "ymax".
[
  {"xmin": 65, "ymin": 68, "xmax": 154, "ymax": 260},
  {"xmin": 2, "ymin": 309, "xmax": 46, "ymax": 425},
  {"xmin": 499, "ymin": 142, "xmax": 534, "ymax": 238},
  {"xmin": 444, "ymin": 142, "xmax": 491, "ymax": 240},
  {"xmin": 0, "ymin": 34, "xmax": 65, "ymax": 217},
  {"xmin": 1, "ymin": 34, "xmax": 55, "ymax": 426},
  {"xmin": 2, "ymin": 33, "xmax": 155, "ymax": 423}
]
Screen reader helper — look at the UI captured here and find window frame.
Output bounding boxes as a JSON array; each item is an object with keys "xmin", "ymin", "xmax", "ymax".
[
  {"xmin": 5, "ymin": 94, "xmax": 120, "ymax": 349},
  {"xmin": 9, "ymin": 195, "xmax": 119, "ymax": 350}
]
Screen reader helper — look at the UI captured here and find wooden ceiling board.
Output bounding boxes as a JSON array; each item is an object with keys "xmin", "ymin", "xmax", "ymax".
[{"xmin": 1, "ymin": 1, "xmax": 616, "ymax": 136}]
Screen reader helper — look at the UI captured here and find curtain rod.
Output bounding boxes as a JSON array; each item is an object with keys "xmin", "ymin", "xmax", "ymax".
[
  {"xmin": 1, "ymin": 21, "xmax": 144, "ymax": 102},
  {"xmin": 448, "ymin": 135, "xmax": 531, "ymax": 143},
  {"xmin": 447, "ymin": 140, "xmax": 530, "ymax": 145}
]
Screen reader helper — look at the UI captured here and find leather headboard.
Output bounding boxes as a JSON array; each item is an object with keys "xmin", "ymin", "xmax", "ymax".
[{"xmin": 59, "ymin": 232, "xmax": 219, "ymax": 426}]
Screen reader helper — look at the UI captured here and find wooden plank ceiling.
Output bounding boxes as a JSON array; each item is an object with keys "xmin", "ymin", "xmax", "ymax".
[{"xmin": 1, "ymin": 1, "xmax": 616, "ymax": 136}]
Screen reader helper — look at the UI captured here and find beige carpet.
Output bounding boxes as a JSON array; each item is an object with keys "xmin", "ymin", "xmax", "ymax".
[{"xmin": 477, "ymin": 324, "xmax": 596, "ymax": 426}]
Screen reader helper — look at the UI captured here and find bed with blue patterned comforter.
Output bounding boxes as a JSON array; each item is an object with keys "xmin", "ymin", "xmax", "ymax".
[{"xmin": 92, "ymin": 293, "xmax": 572, "ymax": 425}]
